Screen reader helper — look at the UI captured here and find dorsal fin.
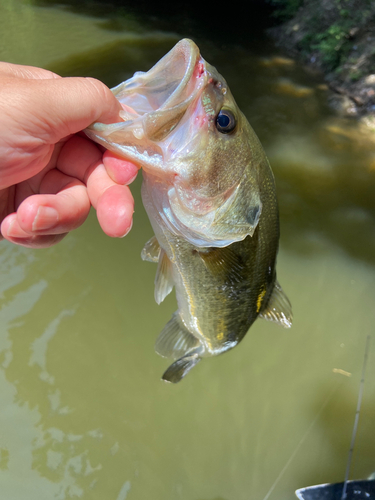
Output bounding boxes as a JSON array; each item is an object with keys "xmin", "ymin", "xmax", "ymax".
[
  {"xmin": 141, "ymin": 235, "xmax": 160, "ymax": 263},
  {"xmin": 162, "ymin": 353, "xmax": 202, "ymax": 383},
  {"xmin": 154, "ymin": 249, "xmax": 174, "ymax": 304},
  {"xmin": 155, "ymin": 312, "xmax": 201, "ymax": 360},
  {"xmin": 259, "ymin": 280, "xmax": 292, "ymax": 328},
  {"xmin": 197, "ymin": 246, "xmax": 245, "ymax": 284}
]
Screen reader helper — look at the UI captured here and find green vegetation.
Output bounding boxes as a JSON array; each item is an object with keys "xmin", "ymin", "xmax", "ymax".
[
  {"xmin": 270, "ymin": 0, "xmax": 304, "ymax": 21},
  {"xmin": 312, "ymin": 21, "xmax": 352, "ymax": 71},
  {"xmin": 271, "ymin": 0, "xmax": 375, "ymax": 73},
  {"xmin": 268, "ymin": 0, "xmax": 375, "ymax": 113}
]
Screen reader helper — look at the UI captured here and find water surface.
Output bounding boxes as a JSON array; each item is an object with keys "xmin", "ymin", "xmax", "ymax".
[{"xmin": 0, "ymin": 2, "xmax": 374, "ymax": 499}]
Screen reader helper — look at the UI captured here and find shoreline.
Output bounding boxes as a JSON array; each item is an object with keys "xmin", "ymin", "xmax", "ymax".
[{"xmin": 266, "ymin": 0, "xmax": 375, "ymax": 127}]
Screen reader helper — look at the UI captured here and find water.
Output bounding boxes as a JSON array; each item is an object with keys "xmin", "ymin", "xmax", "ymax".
[{"xmin": 0, "ymin": 1, "xmax": 375, "ymax": 499}]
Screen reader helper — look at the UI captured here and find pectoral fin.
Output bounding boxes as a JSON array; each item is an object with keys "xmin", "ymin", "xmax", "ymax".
[
  {"xmin": 154, "ymin": 249, "xmax": 174, "ymax": 304},
  {"xmin": 259, "ymin": 281, "xmax": 293, "ymax": 328},
  {"xmin": 155, "ymin": 312, "xmax": 201, "ymax": 360},
  {"xmin": 197, "ymin": 246, "xmax": 245, "ymax": 284},
  {"xmin": 162, "ymin": 353, "xmax": 201, "ymax": 383},
  {"xmin": 141, "ymin": 235, "xmax": 160, "ymax": 263}
]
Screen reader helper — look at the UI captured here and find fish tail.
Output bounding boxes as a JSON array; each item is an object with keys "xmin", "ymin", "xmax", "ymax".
[{"xmin": 161, "ymin": 352, "xmax": 201, "ymax": 383}]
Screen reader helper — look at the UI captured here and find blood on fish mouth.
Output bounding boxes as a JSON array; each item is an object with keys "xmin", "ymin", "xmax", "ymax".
[{"xmin": 193, "ymin": 61, "xmax": 205, "ymax": 79}]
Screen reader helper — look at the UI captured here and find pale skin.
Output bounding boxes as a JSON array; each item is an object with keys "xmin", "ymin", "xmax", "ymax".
[{"xmin": 0, "ymin": 62, "xmax": 139, "ymax": 248}]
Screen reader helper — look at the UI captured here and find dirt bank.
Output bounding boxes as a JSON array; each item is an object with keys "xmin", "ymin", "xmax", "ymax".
[{"xmin": 268, "ymin": 0, "xmax": 375, "ymax": 122}]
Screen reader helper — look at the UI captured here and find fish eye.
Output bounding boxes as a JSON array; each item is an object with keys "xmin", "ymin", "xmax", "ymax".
[{"xmin": 216, "ymin": 108, "xmax": 237, "ymax": 134}]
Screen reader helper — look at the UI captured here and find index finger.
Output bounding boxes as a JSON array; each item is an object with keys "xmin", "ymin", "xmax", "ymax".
[
  {"xmin": 55, "ymin": 135, "xmax": 135, "ymax": 238},
  {"xmin": 56, "ymin": 135, "xmax": 140, "ymax": 187}
]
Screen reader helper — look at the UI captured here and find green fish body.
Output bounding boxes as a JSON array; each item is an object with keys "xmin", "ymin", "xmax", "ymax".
[{"xmin": 86, "ymin": 39, "xmax": 292, "ymax": 383}]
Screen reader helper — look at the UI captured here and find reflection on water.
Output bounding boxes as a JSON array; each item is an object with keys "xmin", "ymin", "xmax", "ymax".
[{"xmin": 0, "ymin": 1, "xmax": 374, "ymax": 499}]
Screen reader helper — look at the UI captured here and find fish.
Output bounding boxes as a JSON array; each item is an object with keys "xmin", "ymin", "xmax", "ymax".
[{"xmin": 85, "ymin": 38, "xmax": 292, "ymax": 383}]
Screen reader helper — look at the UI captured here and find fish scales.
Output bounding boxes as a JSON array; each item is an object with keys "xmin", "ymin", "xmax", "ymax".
[
  {"xmin": 155, "ymin": 170, "xmax": 279, "ymax": 347},
  {"xmin": 85, "ymin": 39, "xmax": 292, "ymax": 383}
]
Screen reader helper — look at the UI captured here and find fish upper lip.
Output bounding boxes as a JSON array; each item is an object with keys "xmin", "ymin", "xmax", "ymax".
[
  {"xmin": 111, "ymin": 39, "xmax": 208, "ymax": 156},
  {"xmin": 111, "ymin": 38, "xmax": 207, "ymax": 118},
  {"xmin": 160, "ymin": 39, "xmax": 206, "ymax": 111},
  {"xmin": 85, "ymin": 39, "xmax": 211, "ymax": 175}
]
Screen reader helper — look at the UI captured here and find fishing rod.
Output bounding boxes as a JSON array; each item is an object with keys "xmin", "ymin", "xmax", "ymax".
[
  {"xmin": 263, "ymin": 335, "xmax": 372, "ymax": 500},
  {"xmin": 295, "ymin": 335, "xmax": 373, "ymax": 500},
  {"xmin": 341, "ymin": 335, "xmax": 371, "ymax": 500}
]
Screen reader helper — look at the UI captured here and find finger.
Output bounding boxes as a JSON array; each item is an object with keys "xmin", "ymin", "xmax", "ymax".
[
  {"xmin": 86, "ymin": 163, "xmax": 134, "ymax": 238},
  {"xmin": 103, "ymin": 150, "xmax": 140, "ymax": 185},
  {"xmin": 1, "ymin": 214, "xmax": 67, "ymax": 248},
  {"xmin": 56, "ymin": 135, "xmax": 140, "ymax": 188},
  {"xmin": 97, "ymin": 185, "xmax": 134, "ymax": 238},
  {"xmin": 0, "ymin": 62, "xmax": 60, "ymax": 80},
  {"xmin": 56, "ymin": 135, "xmax": 102, "ymax": 183},
  {"xmin": 9, "ymin": 142, "xmax": 65, "ymax": 202},
  {"xmin": 56, "ymin": 136, "xmax": 135, "ymax": 237},
  {"xmin": 16, "ymin": 77, "xmax": 124, "ymax": 144},
  {"xmin": 15, "ymin": 170, "xmax": 90, "ymax": 235},
  {"xmin": 54, "ymin": 135, "xmax": 134, "ymax": 237}
]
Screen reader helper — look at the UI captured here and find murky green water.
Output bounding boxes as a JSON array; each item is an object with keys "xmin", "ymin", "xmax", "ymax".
[{"xmin": 1, "ymin": 1, "xmax": 375, "ymax": 499}]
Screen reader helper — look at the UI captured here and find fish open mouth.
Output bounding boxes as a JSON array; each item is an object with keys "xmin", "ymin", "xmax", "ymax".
[
  {"xmin": 86, "ymin": 39, "xmax": 207, "ymax": 161},
  {"xmin": 111, "ymin": 39, "xmax": 207, "ymax": 140}
]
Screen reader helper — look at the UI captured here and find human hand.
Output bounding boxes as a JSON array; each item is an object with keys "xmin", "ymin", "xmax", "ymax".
[{"xmin": 0, "ymin": 62, "xmax": 139, "ymax": 248}]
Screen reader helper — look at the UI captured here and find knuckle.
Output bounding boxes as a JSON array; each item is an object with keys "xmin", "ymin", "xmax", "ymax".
[
  {"xmin": 85, "ymin": 78, "xmax": 112, "ymax": 105},
  {"xmin": 83, "ymin": 77, "xmax": 119, "ymax": 123}
]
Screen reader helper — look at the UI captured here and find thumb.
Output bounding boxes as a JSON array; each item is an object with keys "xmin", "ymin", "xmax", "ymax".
[
  {"xmin": 0, "ymin": 75, "xmax": 122, "ymax": 189},
  {"xmin": 39, "ymin": 77, "xmax": 123, "ymax": 141},
  {"xmin": 7, "ymin": 76, "xmax": 123, "ymax": 144}
]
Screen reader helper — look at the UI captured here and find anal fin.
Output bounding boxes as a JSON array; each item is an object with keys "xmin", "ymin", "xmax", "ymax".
[
  {"xmin": 155, "ymin": 312, "xmax": 201, "ymax": 360},
  {"xmin": 162, "ymin": 353, "xmax": 201, "ymax": 383},
  {"xmin": 259, "ymin": 280, "xmax": 293, "ymax": 328},
  {"xmin": 154, "ymin": 249, "xmax": 174, "ymax": 304}
]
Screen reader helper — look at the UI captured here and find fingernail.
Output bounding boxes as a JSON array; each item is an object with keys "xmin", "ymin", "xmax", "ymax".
[
  {"xmin": 6, "ymin": 219, "xmax": 19, "ymax": 238},
  {"xmin": 32, "ymin": 206, "xmax": 59, "ymax": 231},
  {"xmin": 119, "ymin": 218, "xmax": 133, "ymax": 238}
]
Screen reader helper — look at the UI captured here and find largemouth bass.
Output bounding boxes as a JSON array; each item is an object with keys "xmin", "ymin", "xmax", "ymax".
[{"xmin": 86, "ymin": 39, "xmax": 292, "ymax": 383}]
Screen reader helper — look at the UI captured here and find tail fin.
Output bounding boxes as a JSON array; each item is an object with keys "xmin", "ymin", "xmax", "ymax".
[{"xmin": 162, "ymin": 353, "xmax": 201, "ymax": 383}]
